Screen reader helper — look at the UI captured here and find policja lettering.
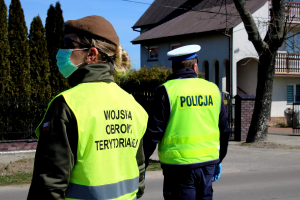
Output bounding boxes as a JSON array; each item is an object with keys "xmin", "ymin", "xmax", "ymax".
[
  {"xmin": 95, "ymin": 138, "xmax": 139, "ymax": 151},
  {"xmin": 179, "ymin": 94, "xmax": 214, "ymax": 109}
]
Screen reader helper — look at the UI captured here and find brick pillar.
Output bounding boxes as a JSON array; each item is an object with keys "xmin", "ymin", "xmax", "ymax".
[{"xmin": 234, "ymin": 94, "xmax": 255, "ymax": 141}]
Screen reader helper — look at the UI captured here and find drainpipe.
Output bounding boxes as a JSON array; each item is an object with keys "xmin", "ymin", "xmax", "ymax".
[{"xmin": 223, "ymin": 33, "xmax": 232, "ymax": 98}]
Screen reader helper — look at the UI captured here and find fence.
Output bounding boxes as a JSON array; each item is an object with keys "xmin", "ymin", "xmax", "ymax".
[
  {"xmin": 293, "ymin": 103, "xmax": 300, "ymax": 133},
  {"xmin": 276, "ymin": 53, "xmax": 300, "ymax": 73},
  {"xmin": 0, "ymin": 90, "xmax": 236, "ymax": 141},
  {"xmin": 286, "ymin": 1, "xmax": 300, "ymax": 22},
  {"xmin": 269, "ymin": 1, "xmax": 300, "ymax": 22},
  {"xmin": 0, "ymin": 98, "xmax": 48, "ymax": 140},
  {"xmin": 223, "ymin": 93, "xmax": 235, "ymax": 140}
]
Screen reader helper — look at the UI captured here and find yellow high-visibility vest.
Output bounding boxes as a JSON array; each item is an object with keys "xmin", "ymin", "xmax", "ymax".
[
  {"xmin": 36, "ymin": 82, "xmax": 148, "ymax": 200},
  {"xmin": 158, "ymin": 78, "xmax": 221, "ymax": 165}
]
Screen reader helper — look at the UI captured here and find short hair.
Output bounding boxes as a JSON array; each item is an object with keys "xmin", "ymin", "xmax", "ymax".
[{"xmin": 172, "ymin": 58, "xmax": 197, "ymax": 72}]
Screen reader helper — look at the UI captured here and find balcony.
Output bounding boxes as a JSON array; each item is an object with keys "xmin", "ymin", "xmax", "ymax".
[
  {"xmin": 269, "ymin": 1, "xmax": 300, "ymax": 22},
  {"xmin": 275, "ymin": 52, "xmax": 300, "ymax": 75}
]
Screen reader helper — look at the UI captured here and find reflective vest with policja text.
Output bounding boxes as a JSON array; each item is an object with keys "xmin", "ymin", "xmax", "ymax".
[
  {"xmin": 158, "ymin": 78, "xmax": 221, "ymax": 165},
  {"xmin": 36, "ymin": 82, "xmax": 148, "ymax": 200}
]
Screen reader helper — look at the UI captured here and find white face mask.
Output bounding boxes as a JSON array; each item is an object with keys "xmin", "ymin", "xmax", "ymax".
[{"xmin": 56, "ymin": 48, "xmax": 88, "ymax": 78}]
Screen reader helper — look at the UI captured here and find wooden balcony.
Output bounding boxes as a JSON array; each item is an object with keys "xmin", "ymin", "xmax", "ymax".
[
  {"xmin": 275, "ymin": 52, "xmax": 300, "ymax": 76},
  {"xmin": 269, "ymin": 1, "xmax": 300, "ymax": 22}
]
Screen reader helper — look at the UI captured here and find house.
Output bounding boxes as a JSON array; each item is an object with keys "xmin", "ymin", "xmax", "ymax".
[{"xmin": 131, "ymin": 0, "xmax": 300, "ymax": 126}]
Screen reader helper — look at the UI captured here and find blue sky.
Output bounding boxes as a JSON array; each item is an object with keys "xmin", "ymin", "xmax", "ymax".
[{"xmin": 4, "ymin": 0, "xmax": 153, "ymax": 69}]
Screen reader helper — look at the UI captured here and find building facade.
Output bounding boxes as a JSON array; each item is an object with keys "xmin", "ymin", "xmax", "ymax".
[{"xmin": 132, "ymin": 0, "xmax": 300, "ymax": 125}]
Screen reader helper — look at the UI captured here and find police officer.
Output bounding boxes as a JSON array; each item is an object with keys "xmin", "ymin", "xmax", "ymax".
[
  {"xmin": 27, "ymin": 16, "xmax": 148, "ymax": 200},
  {"xmin": 143, "ymin": 45, "xmax": 230, "ymax": 200}
]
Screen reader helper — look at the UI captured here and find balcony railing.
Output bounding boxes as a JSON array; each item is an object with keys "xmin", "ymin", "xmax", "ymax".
[
  {"xmin": 276, "ymin": 52, "xmax": 300, "ymax": 73},
  {"xmin": 269, "ymin": 1, "xmax": 300, "ymax": 22}
]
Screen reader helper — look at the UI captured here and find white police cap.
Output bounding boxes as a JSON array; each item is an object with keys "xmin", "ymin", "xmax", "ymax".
[{"xmin": 167, "ymin": 45, "xmax": 201, "ymax": 62}]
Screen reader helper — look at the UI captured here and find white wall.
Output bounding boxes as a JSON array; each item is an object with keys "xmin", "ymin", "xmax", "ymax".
[
  {"xmin": 232, "ymin": 1, "xmax": 269, "ymax": 96},
  {"xmin": 140, "ymin": 34, "xmax": 229, "ymax": 91},
  {"xmin": 271, "ymin": 77, "xmax": 300, "ymax": 117},
  {"xmin": 237, "ymin": 58, "xmax": 258, "ymax": 95}
]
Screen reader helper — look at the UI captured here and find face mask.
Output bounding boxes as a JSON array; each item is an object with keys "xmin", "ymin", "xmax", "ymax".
[{"xmin": 56, "ymin": 48, "xmax": 88, "ymax": 78}]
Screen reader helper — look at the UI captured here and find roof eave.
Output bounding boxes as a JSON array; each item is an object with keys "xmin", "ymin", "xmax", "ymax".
[{"xmin": 131, "ymin": 29, "xmax": 228, "ymax": 45}]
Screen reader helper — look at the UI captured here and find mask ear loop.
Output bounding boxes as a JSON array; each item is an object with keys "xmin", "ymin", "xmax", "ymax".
[{"xmin": 73, "ymin": 48, "xmax": 89, "ymax": 67}]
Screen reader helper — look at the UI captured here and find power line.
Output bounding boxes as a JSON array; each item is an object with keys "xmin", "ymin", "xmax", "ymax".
[
  {"xmin": 121, "ymin": 0, "xmax": 240, "ymax": 17},
  {"xmin": 121, "ymin": 0, "xmax": 270, "ymax": 20}
]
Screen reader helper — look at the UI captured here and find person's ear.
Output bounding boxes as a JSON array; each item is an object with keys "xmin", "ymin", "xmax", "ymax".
[
  {"xmin": 85, "ymin": 47, "xmax": 98, "ymax": 64},
  {"xmin": 192, "ymin": 62, "xmax": 198, "ymax": 73}
]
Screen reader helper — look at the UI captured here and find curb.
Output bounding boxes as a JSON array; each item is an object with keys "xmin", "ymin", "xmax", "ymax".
[{"xmin": 0, "ymin": 150, "xmax": 36, "ymax": 155}]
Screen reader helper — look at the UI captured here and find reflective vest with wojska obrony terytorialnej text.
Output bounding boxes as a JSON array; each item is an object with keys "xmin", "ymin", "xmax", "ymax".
[
  {"xmin": 36, "ymin": 82, "xmax": 148, "ymax": 200},
  {"xmin": 158, "ymin": 78, "xmax": 221, "ymax": 165}
]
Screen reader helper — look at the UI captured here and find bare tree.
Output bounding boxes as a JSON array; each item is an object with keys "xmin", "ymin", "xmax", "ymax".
[{"xmin": 232, "ymin": 0, "xmax": 286, "ymax": 142}]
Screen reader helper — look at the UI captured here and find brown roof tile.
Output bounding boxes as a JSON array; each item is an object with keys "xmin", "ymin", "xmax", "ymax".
[{"xmin": 132, "ymin": 0, "xmax": 267, "ymax": 44}]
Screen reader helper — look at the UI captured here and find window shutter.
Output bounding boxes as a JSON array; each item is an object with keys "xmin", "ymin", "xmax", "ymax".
[
  {"xmin": 287, "ymin": 85, "xmax": 294, "ymax": 103},
  {"xmin": 296, "ymin": 85, "xmax": 300, "ymax": 102}
]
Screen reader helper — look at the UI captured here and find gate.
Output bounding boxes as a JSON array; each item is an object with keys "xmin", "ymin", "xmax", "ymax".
[
  {"xmin": 293, "ymin": 103, "xmax": 300, "ymax": 133},
  {"xmin": 222, "ymin": 93, "xmax": 235, "ymax": 140}
]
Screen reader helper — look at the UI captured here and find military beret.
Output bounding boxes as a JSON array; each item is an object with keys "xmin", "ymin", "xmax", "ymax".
[{"xmin": 63, "ymin": 15, "xmax": 119, "ymax": 46}]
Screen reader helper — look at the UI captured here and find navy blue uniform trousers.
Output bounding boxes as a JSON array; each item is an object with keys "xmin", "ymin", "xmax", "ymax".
[{"xmin": 162, "ymin": 165, "xmax": 215, "ymax": 200}]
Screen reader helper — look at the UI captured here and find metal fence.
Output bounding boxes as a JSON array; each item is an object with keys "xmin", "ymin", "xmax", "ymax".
[
  {"xmin": 293, "ymin": 103, "xmax": 300, "ymax": 133},
  {"xmin": 0, "ymin": 90, "xmax": 236, "ymax": 140},
  {"xmin": 222, "ymin": 93, "xmax": 235, "ymax": 140},
  {"xmin": 0, "ymin": 98, "xmax": 48, "ymax": 140}
]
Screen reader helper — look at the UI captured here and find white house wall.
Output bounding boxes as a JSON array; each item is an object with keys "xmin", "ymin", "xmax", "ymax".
[
  {"xmin": 232, "ymin": 1, "xmax": 269, "ymax": 96},
  {"xmin": 140, "ymin": 34, "xmax": 229, "ymax": 91},
  {"xmin": 271, "ymin": 77, "xmax": 300, "ymax": 117},
  {"xmin": 237, "ymin": 59, "xmax": 258, "ymax": 96}
]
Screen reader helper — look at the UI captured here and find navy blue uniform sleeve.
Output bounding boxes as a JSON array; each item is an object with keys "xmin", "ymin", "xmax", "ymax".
[
  {"xmin": 143, "ymin": 86, "xmax": 170, "ymax": 168},
  {"xmin": 219, "ymin": 96, "xmax": 230, "ymax": 163}
]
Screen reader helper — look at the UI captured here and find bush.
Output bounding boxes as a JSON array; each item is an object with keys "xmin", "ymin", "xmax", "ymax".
[
  {"xmin": 276, "ymin": 122, "xmax": 288, "ymax": 128},
  {"xmin": 114, "ymin": 65, "xmax": 205, "ymax": 91},
  {"xmin": 114, "ymin": 65, "xmax": 172, "ymax": 91}
]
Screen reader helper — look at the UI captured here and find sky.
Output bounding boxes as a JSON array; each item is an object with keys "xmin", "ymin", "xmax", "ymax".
[{"xmin": 3, "ymin": 0, "xmax": 154, "ymax": 69}]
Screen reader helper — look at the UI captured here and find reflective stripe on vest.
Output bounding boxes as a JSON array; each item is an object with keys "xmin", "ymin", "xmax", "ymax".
[
  {"xmin": 65, "ymin": 177, "xmax": 138, "ymax": 200},
  {"xmin": 36, "ymin": 82, "xmax": 148, "ymax": 200},
  {"xmin": 158, "ymin": 78, "xmax": 221, "ymax": 165}
]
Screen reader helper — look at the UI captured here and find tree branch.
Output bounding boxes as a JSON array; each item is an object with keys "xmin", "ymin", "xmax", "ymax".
[
  {"xmin": 264, "ymin": 0, "xmax": 286, "ymax": 51},
  {"xmin": 232, "ymin": 0, "xmax": 268, "ymax": 55}
]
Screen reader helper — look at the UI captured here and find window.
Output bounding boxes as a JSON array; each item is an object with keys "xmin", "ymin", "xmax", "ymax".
[
  {"xmin": 287, "ymin": 85, "xmax": 294, "ymax": 103},
  {"xmin": 171, "ymin": 43, "xmax": 181, "ymax": 50},
  {"xmin": 215, "ymin": 61, "xmax": 219, "ymax": 87},
  {"xmin": 287, "ymin": 84, "xmax": 300, "ymax": 103},
  {"xmin": 203, "ymin": 61, "xmax": 209, "ymax": 81},
  {"xmin": 168, "ymin": 44, "xmax": 181, "ymax": 60},
  {"xmin": 286, "ymin": 33, "xmax": 300, "ymax": 53},
  {"xmin": 149, "ymin": 46, "xmax": 158, "ymax": 60}
]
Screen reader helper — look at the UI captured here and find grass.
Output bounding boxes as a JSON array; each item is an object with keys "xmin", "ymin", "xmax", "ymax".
[
  {"xmin": 147, "ymin": 160, "xmax": 162, "ymax": 171},
  {"xmin": 0, "ymin": 173, "xmax": 32, "ymax": 186}
]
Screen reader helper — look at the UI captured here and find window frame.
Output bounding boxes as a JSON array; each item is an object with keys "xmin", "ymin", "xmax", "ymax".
[
  {"xmin": 287, "ymin": 84, "xmax": 300, "ymax": 104},
  {"xmin": 168, "ymin": 43, "xmax": 181, "ymax": 60},
  {"xmin": 170, "ymin": 43, "xmax": 181, "ymax": 50},
  {"xmin": 148, "ymin": 46, "xmax": 159, "ymax": 60}
]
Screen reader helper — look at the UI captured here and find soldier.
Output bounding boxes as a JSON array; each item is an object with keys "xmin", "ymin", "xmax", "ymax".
[{"xmin": 27, "ymin": 16, "xmax": 148, "ymax": 200}]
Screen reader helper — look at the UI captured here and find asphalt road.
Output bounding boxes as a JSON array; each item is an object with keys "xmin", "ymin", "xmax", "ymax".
[{"xmin": 1, "ymin": 144, "xmax": 300, "ymax": 200}]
